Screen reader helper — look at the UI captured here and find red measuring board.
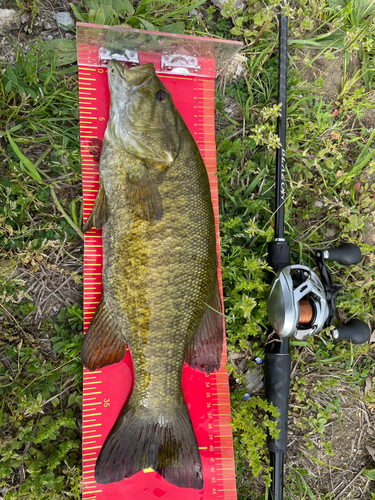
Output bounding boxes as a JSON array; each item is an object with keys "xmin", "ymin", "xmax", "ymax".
[{"xmin": 79, "ymin": 48, "xmax": 237, "ymax": 500}]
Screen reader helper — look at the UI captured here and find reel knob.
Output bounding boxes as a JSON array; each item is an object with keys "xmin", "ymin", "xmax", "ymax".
[
  {"xmin": 332, "ymin": 319, "xmax": 371, "ymax": 345},
  {"xmin": 323, "ymin": 243, "xmax": 362, "ymax": 266}
]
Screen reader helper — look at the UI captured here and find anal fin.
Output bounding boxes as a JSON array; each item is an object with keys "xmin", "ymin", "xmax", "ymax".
[
  {"xmin": 185, "ymin": 274, "xmax": 224, "ymax": 374},
  {"xmin": 83, "ymin": 184, "xmax": 109, "ymax": 233},
  {"xmin": 81, "ymin": 298, "xmax": 126, "ymax": 371}
]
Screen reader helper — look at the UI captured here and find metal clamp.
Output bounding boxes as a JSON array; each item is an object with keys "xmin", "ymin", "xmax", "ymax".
[
  {"xmin": 161, "ymin": 54, "xmax": 201, "ymax": 75},
  {"xmin": 98, "ymin": 47, "xmax": 139, "ymax": 65}
]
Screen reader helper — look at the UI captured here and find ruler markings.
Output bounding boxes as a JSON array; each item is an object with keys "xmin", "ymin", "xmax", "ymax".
[{"xmin": 79, "ymin": 70, "xmax": 235, "ymax": 499}]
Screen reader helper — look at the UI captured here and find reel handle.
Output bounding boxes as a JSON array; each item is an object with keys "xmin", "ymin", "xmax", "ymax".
[
  {"xmin": 333, "ymin": 319, "xmax": 371, "ymax": 345},
  {"xmin": 324, "ymin": 243, "xmax": 361, "ymax": 266}
]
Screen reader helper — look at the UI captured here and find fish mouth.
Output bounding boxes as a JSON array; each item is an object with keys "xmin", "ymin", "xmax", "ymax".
[{"xmin": 108, "ymin": 60, "xmax": 154, "ymax": 87}]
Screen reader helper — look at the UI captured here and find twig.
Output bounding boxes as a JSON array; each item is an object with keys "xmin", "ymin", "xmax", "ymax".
[
  {"xmin": 362, "ymin": 478, "xmax": 371, "ymax": 496},
  {"xmin": 55, "ymin": 232, "xmax": 68, "ymax": 265},
  {"xmin": 38, "ymin": 273, "xmax": 74, "ymax": 307},
  {"xmin": 242, "ymin": 20, "xmax": 268, "ymax": 51},
  {"xmin": 50, "ymin": 186, "xmax": 84, "ymax": 240},
  {"xmin": 290, "ymin": 359, "xmax": 300, "ymax": 379},
  {"xmin": 312, "ymin": 17, "xmax": 345, "ymax": 34},
  {"xmin": 333, "ymin": 467, "xmax": 366, "ymax": 499},
  {"xmin": 19, "ymin": 416, "xmax": 40, "ymax": 484},
  {"xmin": 0, "ymin": 303, "xmax": 26, "ymax": 335},
  {"xmin": 41, "ymin": 379, "xmax": 75, "ymax": 408}
]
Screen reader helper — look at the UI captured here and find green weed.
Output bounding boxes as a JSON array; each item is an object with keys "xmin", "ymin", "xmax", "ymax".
[
  {"xmin": 70, "ymin": 0, "xmax": 207, "ymax": 33},
  {"xmin": 0, "ymin": 302, "xmax": 83, "ymax": 499}
]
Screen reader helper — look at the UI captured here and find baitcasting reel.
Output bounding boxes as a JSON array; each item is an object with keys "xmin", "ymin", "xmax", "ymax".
[{"xmin": 267, "ymin": 243, "xmax": 371, "ymax": 343}]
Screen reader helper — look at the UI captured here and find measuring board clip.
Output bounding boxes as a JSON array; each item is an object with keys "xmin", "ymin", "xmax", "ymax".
[
  {"xmin": 161, "ymin": 54, "xmax": 201, "ymax": 75},
  {"xmin": 98, "ymin": 47, "xmax": 139, "ymax": 66}
]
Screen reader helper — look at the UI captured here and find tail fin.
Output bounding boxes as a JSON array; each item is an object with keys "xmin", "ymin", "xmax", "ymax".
[{"xmin": 95, "ymin": 400, "xmax": 203, "ymax": 489}]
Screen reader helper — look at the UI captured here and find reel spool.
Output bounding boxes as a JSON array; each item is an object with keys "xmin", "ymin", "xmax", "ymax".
[
  {"xmin": 267, "ymin": 265, "xmax": 329, "ymax": 341},
  {"xmin": 298, "ymin": 299, "xmax": 314, "ymax": 324}
]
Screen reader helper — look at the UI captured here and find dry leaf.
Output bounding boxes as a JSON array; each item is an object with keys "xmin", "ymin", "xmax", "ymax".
[
  {"xmin": 365, "ymin": 376, "xmax": 373, "ymax": 394},
  {"xmin": 366, "ymin": 446, "xmax": 375, "ymax": 462}
]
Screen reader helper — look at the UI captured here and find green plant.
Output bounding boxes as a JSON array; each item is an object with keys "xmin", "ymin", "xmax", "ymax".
[
  {"xmin": 70, "ymin": 0, "xmax": 207, "ymax": 33},
  {"xmin": 0, "ymin": 302, "xmax": 83, "ymax": 499},
  {"xmin": 218, "ymin": 0, "xmax": 282, "ymax": 45},
  {"xmin": 290, "ymin": 0, "xmax": 375, "ymax": 89},
  {"xmin": 231, "ymin": 392, "xmax": 279, "ymax": 494}
]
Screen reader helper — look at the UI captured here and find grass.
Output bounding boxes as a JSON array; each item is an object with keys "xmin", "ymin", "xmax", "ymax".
[{"xmin": 0, "ymin": 0, "xmax": 375, "ymax": 498}]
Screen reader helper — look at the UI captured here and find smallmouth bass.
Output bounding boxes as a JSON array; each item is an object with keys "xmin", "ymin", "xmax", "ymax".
[{"xmin": 81, "ymin": 60, "xmax": 223, "ymax": 490}]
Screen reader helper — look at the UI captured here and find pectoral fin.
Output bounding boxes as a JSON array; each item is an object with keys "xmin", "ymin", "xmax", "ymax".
[
  {"xmin": 125, "ymin": 163, "xmax": 163, "ymax": 222},
  {"xmin": 83, "ymin": 184, "xmax": 109, "ymax": 233},
  {"xmin": 185, "ymin": 274, "xmax": 224, "ymax": 374},
  {"xmin": 81, "ymin": 298, "xmax": 127, "ymax": 371}
]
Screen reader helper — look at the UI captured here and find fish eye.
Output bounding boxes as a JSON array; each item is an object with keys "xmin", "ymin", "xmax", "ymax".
[{"xmin": 156, "ymin": 90, "xmax": 169, "ymax": 103}]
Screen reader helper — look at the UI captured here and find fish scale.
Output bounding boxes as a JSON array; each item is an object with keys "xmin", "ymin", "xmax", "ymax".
[{"xmin": 78, "ymin": 31, "xmax": 237, "ymax": 500}]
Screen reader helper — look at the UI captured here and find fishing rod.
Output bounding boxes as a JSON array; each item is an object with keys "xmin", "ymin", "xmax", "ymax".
[{"xmin": 264, "ymin": 2, "xmax": 371, "ymax": 499}]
